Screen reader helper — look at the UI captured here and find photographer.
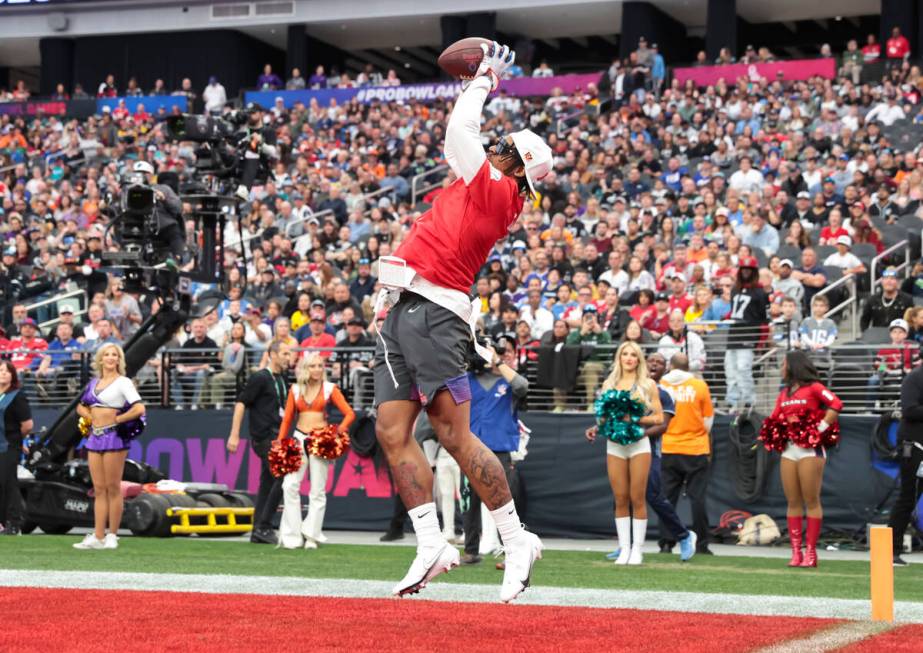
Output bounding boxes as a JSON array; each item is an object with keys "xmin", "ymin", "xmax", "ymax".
[
  {"xmin": 460, "ymin": 336, "xmax": 529, "ymax": 565},
  {"xmin": 131, "ymin": 161, "xmax": 185, "ymax": 258}
]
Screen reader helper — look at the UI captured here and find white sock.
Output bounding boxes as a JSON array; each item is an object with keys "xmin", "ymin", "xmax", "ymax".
[
  {"xmin": 615, "ymin": 517, "xmax": 631, "ymax": 550},
  {"xmin": 632, "ymin": 518, "xmax": 648, "ymax": 550},
  {"xmin": 490, "ymin": 499, "xmax": 524, "ymax": 544},
  {"xmin": 408, "ymin": 502, "xmax": 443, "ymax": 549}
]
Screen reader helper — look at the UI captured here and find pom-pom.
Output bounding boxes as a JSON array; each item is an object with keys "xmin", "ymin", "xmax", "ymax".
[
  {"xmin": 269, "ymin": 438, "xmax": 304, "ymax": 478},
  {"xmin": 789, "ymin": 413, "xmax": 840, "ymax": 449},
  {"xmin": 307, "ymin": 425, "xmax": 350, "ymax": 460},
  {"xmin": 77, "ymin": 416, "xmax": 91, "ymax": 438},
  {"xmin": 758, "ymin": 416, "xmax": 788, "ymax": 453},
  {"xmin": 594, "ymin": 389, "xmax": 646, "ymax": 445},
  {"xmin": 116, "ymin": 414, "xmax": 146, "ymax": 442},
  {"xmin": 759, "ymin": 412, "xmax": 841, "ymax": 452}
]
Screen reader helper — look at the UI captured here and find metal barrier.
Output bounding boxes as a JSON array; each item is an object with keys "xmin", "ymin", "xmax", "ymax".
[
  {"xmin": 23, "ymin": 288, "xmax": 89, "ymax": 333},
  {"xmin": 6, "ymin": 335, "xmax": 913, "ymax": 416},
  {"xmin": 815, "ymin": 272, "xmax": 859, "ymax": 340},
  {"xmin": 410, "ymin": 164, "xmax": 449, "ymax": 207},
  {"xmin": 870, "ymin": 239, "xmax": 910, "ymax": 293}
]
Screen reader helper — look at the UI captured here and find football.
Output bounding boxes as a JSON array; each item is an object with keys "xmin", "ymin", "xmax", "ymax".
[{"xmin": 437, "ymin": 36, "xmax": 492, "ymax": 80}]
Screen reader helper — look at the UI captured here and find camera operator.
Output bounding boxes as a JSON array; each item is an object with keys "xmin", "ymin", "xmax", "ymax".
[
  {"xmin": 235, "ymin": 102, "xmax": 278, "ymax": 199},
  {"xmin": 131, "ymin": 161, "xmax": 185, "ymax": 258},
  {"xmin": 460, "ymin": 335, "xmax": 529, "ymax": 565}
]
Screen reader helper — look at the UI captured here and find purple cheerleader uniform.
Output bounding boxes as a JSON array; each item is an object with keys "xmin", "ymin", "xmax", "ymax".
[{"xmin": 80, "ymin": 376, "xmax": 145, "ymax": 452}]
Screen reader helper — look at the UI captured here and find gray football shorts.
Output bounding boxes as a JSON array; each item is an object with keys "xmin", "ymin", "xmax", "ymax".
[{"xmin": 373, "ymin": 292, "xmax": 473, "ymax": 407}]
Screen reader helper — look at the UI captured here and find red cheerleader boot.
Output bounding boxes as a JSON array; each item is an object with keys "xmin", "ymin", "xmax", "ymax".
[
  {"xmin": 787, "ymin": 517, "xmax": 803, "ymax": 567},
  {"xmin": 800, "ymin": 517, "xmax": 821, "ymax": 568}
]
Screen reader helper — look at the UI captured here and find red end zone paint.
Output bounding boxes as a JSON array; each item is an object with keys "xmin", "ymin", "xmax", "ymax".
[
  {"xmin": 0, "ymin": 587, "xmax": 836, "ymax": 653},
  {"xmin": 838, "ymin": 624, "xmax": 923, "ymax": 652}
]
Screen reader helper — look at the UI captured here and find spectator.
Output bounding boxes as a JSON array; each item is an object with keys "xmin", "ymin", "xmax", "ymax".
[
  {"xmin": 519, "ymin": 288, "xmax": 554, "ymax": 339},
  {"xmin": 772, "ymin": 296, "xmax": 801, "ymax": 348},
  {"xmin": 650, "ymin": 43, "xmax": 665, "ymax": 96},
  {"xmin": 299, "ymin": 313, "xmax": 336, "ymax": 359},
  {"xmin": 257, "ymin": 64, "xmax": 283, "ymax": 90},
  {"xmin": 905, "ymin": 306, "xmax": 923, "ymax": 346},
  {"xmin": 149, "ymin": 78, "xmax": 166, "ymax": 95},
  {"xmin": 659, "ymin": 352, "xmax": 715, "ymax": 555},
  {"xmin": 773, "ymin": 259, "xmax": 805, "ymax": 308},
  {"xmin": 862, "ymin": 33, "xmax": 881, "ymax": 62},
  {"xmin": 172, "ymin": 318, "xmax": 218, "ymax": 409},
  {"xmin": 791, "ymin": 248, "xmax": 827, "ymax": 314},
  {"xmin": 867, "ymin": 319, "xmax": 920, "ymax": 409},
  {"xmin": 840, "ymin": 39, "xmax": 864, "ymax": 84},
  {"xmin": 382, "ymin": 69, "xmax": 401, "ymax": 86},
  {"xmin": 331, "ymin": 316, "xmax": 373, "ymax": 385},
  {"xmin": 724, "ymin": 257, "xmax": 769, "ymax": 411},
  {"xmin": 861, "ymin": 267, "xmax": 914, "ymax": 330},
  {"xmin": 657, "ymin": 310, "xmax": 706, "ymax": 373},
  {"xmin": 289, "ymin": 292, "xmax": 315, "ymax": 333},
  {"xmin": 823, "ymin": 235, "xmax": 866, "ymax": 277},
  {"xmin": 643, "ymin": 291, "xmax": 672, "ymax": 336},
  {"xmin": 203, "ymin": 76, "xmax": 227, "ymax": 114},
  {"xmin": 728, "ymin": 156, "xmax": 763, "ymax": 195},
  {"xmin": 308, "ymin": 65, "xmax": 327, "ymax": 89},
  {"xmin": 286, "ymin": 68, "xmax": 306, "ymax": 90},
  {"xmin": 35, "ymin": 322, "xmax": 83, "ymax": 394},
  {"xmin": 7, "ymin": 318, "xmax": 47, "ymax": 373},
  {"xmin": 885, "ymin": 26, "xmax": 910, "ymax": 64},
  {"xmin": 739, "ymin": 212, "xmax": 779, "ymax": 257},
  {"xmin": 97, "ymin": 74, "xmax": 117, "ymax": 98},
  {"xmin": 105, "ymin": 277, "xmax": 143, "ymax": 341},
  {"xmin": 565, "ymin": 304, "xmax": 612, "ymax": 410},
  {"xmin": 866, "ymin": 92, "xmax": 906, "ymax": 127},
  {"xmin": 532, "ymin": 61, "xmax": 554, "ymax": 78},
  {"xmin": 243, "ymin": 307, "xmax": 273, "ymax": 351},
  {"xmin": 799, "ymin": 295, "xmax": 837, "ymax": 367},
  {"xmin": 208, "ymin": 321, "xmax": 247, "ymax": 408}
]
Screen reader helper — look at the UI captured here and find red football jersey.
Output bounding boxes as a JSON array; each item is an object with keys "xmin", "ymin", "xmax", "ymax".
[
  {"xmin": 769, "ymin": 382, "xmax": 842, "ymax": 423},
  {"xmin": 395, "ymin": 161, "xmax": 523, "ymax": 294}
]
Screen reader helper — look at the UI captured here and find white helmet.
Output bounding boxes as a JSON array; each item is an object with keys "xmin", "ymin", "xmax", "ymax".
[
  {"xmin": 509, "ymin": 129, "xmax": 553, "ymax": 195},
  {"xmin": 133, "ymin": 161, "xmax": 155, "ymax": 176}
]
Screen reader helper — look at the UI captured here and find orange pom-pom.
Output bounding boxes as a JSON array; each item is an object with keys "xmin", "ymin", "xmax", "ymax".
[{"xmin": 307, "ymin": 425, "xmax": 350, "ymax": 460}]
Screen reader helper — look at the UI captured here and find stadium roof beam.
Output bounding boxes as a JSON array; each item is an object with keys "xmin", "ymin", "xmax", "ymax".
[{"xmin": 541, "ymin": 38, "xmax": 561, "ymax": 49}]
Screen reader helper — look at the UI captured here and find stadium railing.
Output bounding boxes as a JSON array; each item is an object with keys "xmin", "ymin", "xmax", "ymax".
[
  {"xmin": 410, "ymin": 164, "xmax": 449, "ymax": 207},
  {"xmin": 8, "ymin": 332, "xmax": 911, "ymax": 416},
  {"xmin": 23, "ymin": 288, "xmax": 89, "ymax": 334},
  {"xmin": 870, "ymin": 239, "xmax": 911, "ymax": 294}
]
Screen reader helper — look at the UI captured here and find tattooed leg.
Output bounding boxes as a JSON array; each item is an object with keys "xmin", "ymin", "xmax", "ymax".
[
  {"xmin": 428, "ymin": 390, "xmax": 512, "ymax": 510},
  {"xmin": 376, "ymin": 400, "xmax": 433, "ymax": 510}
]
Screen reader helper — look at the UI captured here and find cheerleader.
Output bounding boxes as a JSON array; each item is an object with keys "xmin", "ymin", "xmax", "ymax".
[
  {"xmin": 586, "ymin": 341, "xmax": 664, "ymax": 565},
  {"xmin": 765, "ymin": 351, "xmax": 842, "ymax": 568},
  {"xmin": 277, "ymin": 353, "xmax": 355, "ymax": 549},
  {"xmin": 73, "ymin": 343, "xmax": 146, "ymax": 550}
]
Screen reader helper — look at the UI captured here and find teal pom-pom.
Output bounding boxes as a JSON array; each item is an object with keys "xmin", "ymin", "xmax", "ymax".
[{"xmin": 594, "ymin": 389, "xmax": 646, "ymax": 445}]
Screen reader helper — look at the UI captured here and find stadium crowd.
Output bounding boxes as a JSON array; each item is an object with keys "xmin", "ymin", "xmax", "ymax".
[{"xmin": 2, "ymin": 30, "xmax": 923, "ymax": 412}]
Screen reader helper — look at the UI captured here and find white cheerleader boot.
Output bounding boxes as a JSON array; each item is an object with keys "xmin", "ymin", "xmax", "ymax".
[{"xmin": 614, "ymin": 517, "xmax": 631, "ymax": 565}]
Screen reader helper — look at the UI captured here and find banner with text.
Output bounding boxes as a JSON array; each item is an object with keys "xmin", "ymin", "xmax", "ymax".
[
  {"xmin": 245, "ymin": 72, "xmax": 603, "ymax": 109},
  {"xmin": 32, "ymin": 409, "xmax": 889, "ymax": 537},
  {"xmin": 673, "ymin": 58, "xmax": 837, "ymax": 87}
]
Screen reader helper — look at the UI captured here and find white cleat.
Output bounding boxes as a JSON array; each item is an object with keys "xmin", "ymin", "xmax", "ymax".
[
  {"xmin": 500, "ymin": 531, "xmax": 543, "ymax": 603},
  {"xmin": 392, "ymin": 542, "xmax": 460, "ymax": 597},
  {"xmin": 73, "ymin": 534, "xmax": 106, "ymax": 550},
  {"xmin": 615, "ymin": 547, "xmax": 631, "ymax": 565},
  {"xmin": 627, "ymin": 546, "xmax": 643, "ymax": 565},
  {"xmin": 103, "ymin": 533, "xmax": 119, "ymax": 550}
]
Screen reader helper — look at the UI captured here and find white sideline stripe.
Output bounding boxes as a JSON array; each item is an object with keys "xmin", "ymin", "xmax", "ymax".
[
  {"xmin": 3, "ymin": 569, "xmax": 923, "ymax": 623},
  {"xmin": 755, "ymin": 621, "xmax": 895, "ymax": 653}
]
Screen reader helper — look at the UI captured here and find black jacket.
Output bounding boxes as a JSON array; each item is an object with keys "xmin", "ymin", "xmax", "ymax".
[
  {"xmin": 899, "ymin": 365, "xmax": 923, "ymax": 443},
  {"xmin": 860, "ymin": 291, "xmax": 914, "ymax": 331}
]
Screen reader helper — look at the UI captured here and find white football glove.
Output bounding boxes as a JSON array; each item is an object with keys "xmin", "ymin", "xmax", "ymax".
[{"xmin": 475, "ymin": 41, "xmax": 515, "ymax": 92}]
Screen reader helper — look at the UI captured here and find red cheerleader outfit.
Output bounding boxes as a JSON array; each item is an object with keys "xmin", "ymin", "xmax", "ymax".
[{"xmin": 766, "ymin": 382, "xmax": 842, "ymax": 568}]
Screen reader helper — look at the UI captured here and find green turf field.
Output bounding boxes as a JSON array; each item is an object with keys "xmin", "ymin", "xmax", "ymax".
[{"xmin": 2, "ymin": 536, "xmax": 921, "ymax": 602}]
